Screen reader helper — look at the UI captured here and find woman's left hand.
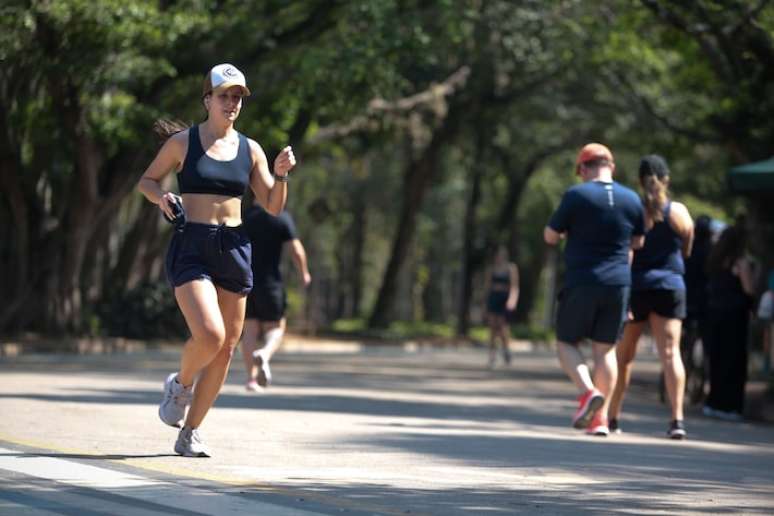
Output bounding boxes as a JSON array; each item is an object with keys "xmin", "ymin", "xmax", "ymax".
[{"xmin": 274, "ymin": 146, "xmax": 297, "ymax": 177}]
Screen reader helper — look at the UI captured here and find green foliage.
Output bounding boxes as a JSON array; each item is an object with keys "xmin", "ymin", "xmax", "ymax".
[
  {"xmin": 99, "ymin": 282, "xmax": 188, "ymax": 340},
  {"xmin": 3, "ymin": 0, "xmax": 773, "ymax": 338},
  {"xmin": 330, "ymin": 318, "xmax": 454, "ymax": 340},
  {"xmin": 328, "ymin": 318, "xmax": 552, "ymax": 343}
]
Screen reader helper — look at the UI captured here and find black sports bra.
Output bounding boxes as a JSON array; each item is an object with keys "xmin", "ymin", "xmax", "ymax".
[
  {"xmin": 178, "ymin": 125, "xmax": 252, "ymax": 197},
  {"xmin": 491, "ymin": 269, "xmax": 510, "ymax": 286}
]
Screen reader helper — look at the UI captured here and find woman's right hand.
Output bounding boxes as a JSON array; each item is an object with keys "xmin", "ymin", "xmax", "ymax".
[{"xmin": 159, "ymin": 192, "xmax": 182, "ymax": 220}]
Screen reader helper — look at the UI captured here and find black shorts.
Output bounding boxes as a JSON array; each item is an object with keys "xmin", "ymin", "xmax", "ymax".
[
  {"xmin": 246, "ymin": 284, "xmax": 287, "ymax": 321},
  {"xmin": 556, "ymin": 285, "xmax": 630, "ymax": 345},
  {"xmin": 165, "ymin": 223, "xmax": 252, "ymax": 294},
  {"xmin": 630, "ymin": 289, "xmax": 686, "ymax": 322},
  {"xmin": 487, "ymin": 291, "xmax": 509, "ymax": 316}
]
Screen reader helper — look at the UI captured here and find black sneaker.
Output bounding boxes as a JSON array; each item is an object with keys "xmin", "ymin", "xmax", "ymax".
[
  {"xmin": 609, "ymin": 418, "xmax": 621, "ymax": 434},
  {"xmin": 667, "ymin": 420, "xmax": 687, "ymax": 440}
]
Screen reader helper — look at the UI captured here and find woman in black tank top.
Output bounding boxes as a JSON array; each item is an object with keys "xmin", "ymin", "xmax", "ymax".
[
  {"xmin": 485, "ymin": 246, "xmax": 519, "ymax": 368},
  {"xmin": 138, "ymin": 63, "xmax": 297, "ymax": 457}
]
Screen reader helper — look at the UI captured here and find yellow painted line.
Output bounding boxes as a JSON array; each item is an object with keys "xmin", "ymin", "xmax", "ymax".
[{"xmin": 0, "ymin": 432, "xmax": 429, "ymax": 516}]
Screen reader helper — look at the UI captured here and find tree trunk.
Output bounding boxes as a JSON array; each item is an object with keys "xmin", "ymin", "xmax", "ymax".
[
  {"xmin": 52, "ymin": 123, "xmax": 103, "ymax": 331},
  {"xmin": 0, "ymin": 153, "xmax": 31, "ymax": 331},
  {"xmin": 456, "ymin": 143, "xmax": 487, "ymax": 337},
  {"xmin": 350, "ymin": 194, "xmax": 367, "ymax": 317},
  {"xmin": 368, "ymin": 114, "xmax": 459, "ymax": 328}
]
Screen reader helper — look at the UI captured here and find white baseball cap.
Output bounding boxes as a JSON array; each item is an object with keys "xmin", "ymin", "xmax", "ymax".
[{"xmin": 202, "ymin": 63, "xmax": 251, "ymax": 97}]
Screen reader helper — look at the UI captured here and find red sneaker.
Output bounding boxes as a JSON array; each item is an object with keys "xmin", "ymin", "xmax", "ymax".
[
  {"xmin": 572, "ymin": 388, "xmax": 604, "ymax": 429},
  {"xmin": 586, "ymin": 412, "xmax": 609, "ymax": 436}
]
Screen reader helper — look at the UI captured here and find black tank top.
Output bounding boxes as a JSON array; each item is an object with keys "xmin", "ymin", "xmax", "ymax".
[
  {"xmin": 178, "ymin": 125, "xmax": 252, "ymax": 197},
  {"xmin": 708, "ymin": 268, "xmax": 752, "ymax": 313},
  {"xmin": 491, "ymin": 269, "xmax": 510, "ymax": 287}
]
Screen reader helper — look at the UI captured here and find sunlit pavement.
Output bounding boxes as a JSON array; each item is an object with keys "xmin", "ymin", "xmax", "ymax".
[{"xmin": 0, "ymin": 338, "xmax": 772, "ymax": 515}]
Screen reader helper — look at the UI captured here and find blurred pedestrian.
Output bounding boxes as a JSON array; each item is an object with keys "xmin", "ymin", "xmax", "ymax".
[
  {"xmin": 240, "ymin": 205, "xmax": 311, "ymax": 391},
  {"xmin": 703, "ymin": 225, "xmax": 755, "ymax": 421},
  {"xmin": 608, "ymin": 155, "xmax": 694, "ymax": 439},
  {"xmin": 544, "ymin": 143, "xmax": 645, "ymax": 436},
  {"xmin": 684, "ymin": 215, "xmax": 713, "ymax": 328},
  {"xmin": 680, "ymin": 214, "xmax": 714, "ymax": 404},
  {"xmin": 756, "ymin": 271, "xmax": 774, "ymax": 374},
  {"xmin": 137, "ymin": 63, "xmax": 296, "ymax": 456},
  {"xmin": 484, "ymin": 245, "xmax": 519, "ymax": 368}
]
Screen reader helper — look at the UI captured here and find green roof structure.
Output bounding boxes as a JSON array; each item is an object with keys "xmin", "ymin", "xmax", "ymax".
[{"xmin": 728, "ymin": 157, "xmax": 774, "ymax": 192}]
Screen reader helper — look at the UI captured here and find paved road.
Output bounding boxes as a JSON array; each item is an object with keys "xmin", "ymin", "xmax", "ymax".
[{"xmin": 0, "ymin": 339, "xmax": 772, "ymax": 515}]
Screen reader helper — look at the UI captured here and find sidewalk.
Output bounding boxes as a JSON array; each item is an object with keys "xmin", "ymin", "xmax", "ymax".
[{"xmin": 0, "ymin": 340, "xmax": 772, "ymax": 514}]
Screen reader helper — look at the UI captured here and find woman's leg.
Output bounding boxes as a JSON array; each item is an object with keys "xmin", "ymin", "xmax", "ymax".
[
  {"xmin": 729, "ymin": 311, "xmax": 749, "ymax": 415},
  {"xmin": 608, "ymin": 321, "xmax": 645, "ymax": 421},
  {"xmin": 704, "ymin": 315, "xmax": 722, "ymax": 411},
  {"xmin": 650, "ymin": 314, "xmax": 685, "ymax": 421},
  {"xmin": 175, "ymin": 280, "xmax": 228, "ymax": 387},
  {"xmin": 487, "ymin": 314, "xmax": 498, "ymax": 366},
  {"xmin": 185, "ymin": 287, "xmax": 247, "ymax": 428},
  {"xmin": 498, "ymin": 317, "xmax": 512, "ymax": 364},
  {"xmin": 239, "ymin": 318, "xmax": 260, "ymax": 384}
]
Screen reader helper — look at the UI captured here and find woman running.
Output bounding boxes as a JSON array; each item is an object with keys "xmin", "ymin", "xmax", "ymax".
[
  {"xmin": 138, "ymin": 63, "xmax": 296, "ymax": 456},
  {"xmin": 484, "ymin": 245, "xmax": 519, "ymax": 368},
  {"xmin": 608, "ymin": 155, "xmax": 693, "ymax": 439}
]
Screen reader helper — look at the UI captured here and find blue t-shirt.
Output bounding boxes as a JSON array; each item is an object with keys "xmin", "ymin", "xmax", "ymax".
[
  {"xmin": 631, "ymin": 202, "xmax": 685, "ymax": 291},
  {"xmin": 548, "ymin": 181, "xmax": 645, "ymax": 288}
]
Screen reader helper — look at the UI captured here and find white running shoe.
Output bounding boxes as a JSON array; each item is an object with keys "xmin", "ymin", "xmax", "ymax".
[
  {"xmin": 159, "ymin": 373, "xmax": 192, "ymax": 428},
  {"xmin": 252, "ymin": 350, "xmax": 272, "ymax": 387},
  {"xmin": 245, "ymin": 379, "xmax": 262, "ymax": 392},
  {"xmin": 174, "ymin": 426, "xmax": 210, "ymax": 457}
]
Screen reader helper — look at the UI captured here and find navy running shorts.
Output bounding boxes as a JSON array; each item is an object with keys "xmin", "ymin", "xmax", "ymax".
[
  {"xmin": 487, "ymin": 290, "xmax": 509, "ymax": 316},
  {"xmin": 630, "ymin": 289, "xmax": 686, "ymax": 322},
  {"xmin": 165, "ymin": 223, "xmax": 253, "ymax": 294},
  {"xmin": 555, "ymin": 284, "xmax": 630, "ymax": 345},
  {"xmin": 246, "ymin": 284, "xmax": 287, "ymax": 321}
]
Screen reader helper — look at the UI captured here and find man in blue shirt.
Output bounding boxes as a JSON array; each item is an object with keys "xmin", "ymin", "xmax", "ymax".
[{"xmin": 544, "ymin": 143, "xmax": 645, "ymax": 436}]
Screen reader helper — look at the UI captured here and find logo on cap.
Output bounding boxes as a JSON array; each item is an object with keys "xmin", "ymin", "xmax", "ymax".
[{"xmin": 222, "ymin": 66, "xmax": 238, "ymax": 78}]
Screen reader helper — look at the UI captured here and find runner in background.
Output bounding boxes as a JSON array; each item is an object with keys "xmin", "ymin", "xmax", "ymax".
[
  {"xmin": 608, "ymin": 155, "xmax": 694, "ymax": 439},
  {"xmin": 484, "ymin": 245, "xmax": 519, "ymax": 368},
  {"xmin": 544, "ymin": 143, "xmax": 645, "ymax": 437},
  {"xmin": 240, "ymin": 204, "xmax": 311, "ymax": 391}
]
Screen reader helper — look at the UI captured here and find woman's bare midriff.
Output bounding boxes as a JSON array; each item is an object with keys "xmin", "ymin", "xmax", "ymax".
[{"xmin": 182, "ymin": 194, "xmax": 243, "ymax": 226}]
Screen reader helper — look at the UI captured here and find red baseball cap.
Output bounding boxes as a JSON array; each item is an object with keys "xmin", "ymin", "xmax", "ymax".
[{"xmin": 575, "ymin": 143, "xmax": 614, "ymax": 166}]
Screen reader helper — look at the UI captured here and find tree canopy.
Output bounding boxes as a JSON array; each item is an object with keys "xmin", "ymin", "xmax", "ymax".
[{"xmin": 1, "ymin": 0, "xmax": 772, "ymax": 337}]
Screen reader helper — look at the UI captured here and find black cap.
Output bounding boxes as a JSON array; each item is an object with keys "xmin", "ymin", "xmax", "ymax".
[{"xmin": 639, "ymin": 154, "xmax": 670, "ymax": 179}]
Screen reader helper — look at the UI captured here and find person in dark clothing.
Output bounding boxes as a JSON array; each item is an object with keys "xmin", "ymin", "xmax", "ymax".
[
  {"xmin": 680, "ymin": 214, "xmax": 714, "ymax": 403},
  {"xmin": 608, "ymin": 155, "xmax": 693, "ymax": 439},
  {"xmin": 684, "ymin": 215, "xmax": 713, "ymax": 324},
  {"xmin": 484, "ymin": 245, "xmax": 519, "ymax": 368},
  {"xmin": 703, "ymin": 225, "xmax": 756, "ymax": 421},
  {"xmin": 240, "ymin": 204, "xmax": 311, "ymax": 391},
  {"xmin": 544, "ymin": 143, "xmax": 645, "ymax": 437}
]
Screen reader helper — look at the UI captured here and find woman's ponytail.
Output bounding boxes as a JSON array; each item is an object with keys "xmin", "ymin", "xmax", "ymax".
[{"xmin": 153, "ymin": 118, "xmax": 189, "ymax": 143}]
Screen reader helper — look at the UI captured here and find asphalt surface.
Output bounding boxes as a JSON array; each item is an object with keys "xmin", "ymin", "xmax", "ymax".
[{"xmin": 0, "ymin": 337, "xmax": 772, "ymax": 515}]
